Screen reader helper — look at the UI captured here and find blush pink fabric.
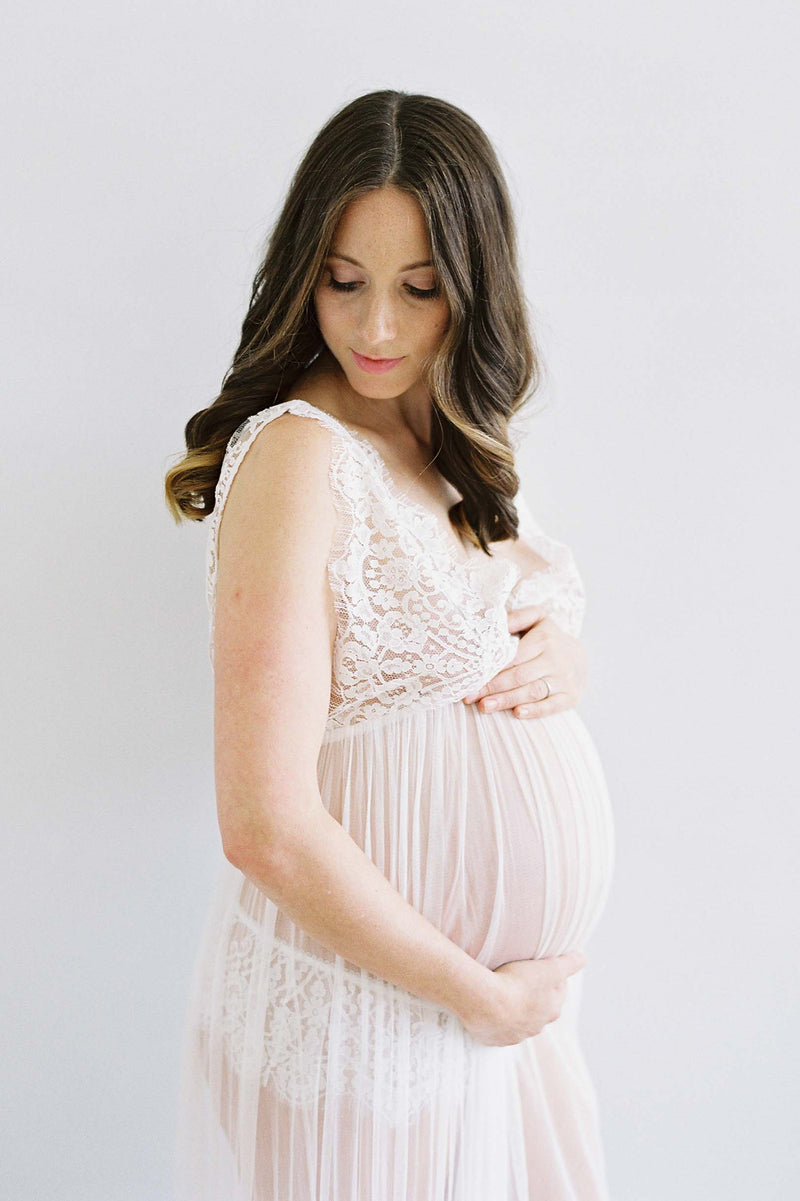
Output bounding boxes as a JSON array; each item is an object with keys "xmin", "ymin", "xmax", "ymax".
[{"xmin": 175, "ymin": 398, "xmax": 615, "ymax": 1200}]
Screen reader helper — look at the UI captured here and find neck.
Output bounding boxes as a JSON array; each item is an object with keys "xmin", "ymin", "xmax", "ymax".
[{"xmin": 315, "ymin": 348, "xmax": 436, "ymax": 450}]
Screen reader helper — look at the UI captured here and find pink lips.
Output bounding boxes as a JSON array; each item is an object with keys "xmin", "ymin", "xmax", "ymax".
[{"xmin": 352, "ymin": 350, "xmax": 405, "ymax": 374}]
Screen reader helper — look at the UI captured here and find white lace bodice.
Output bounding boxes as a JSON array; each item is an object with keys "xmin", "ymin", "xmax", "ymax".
[{"xmin": 206, "ymin": 399, "xmax": 586, "ymax": 733}]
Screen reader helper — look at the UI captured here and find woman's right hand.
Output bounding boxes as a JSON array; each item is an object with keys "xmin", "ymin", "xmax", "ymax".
[{"xmin": 460, "ymin": 951, "xmax": 587, "ymax": 1046}]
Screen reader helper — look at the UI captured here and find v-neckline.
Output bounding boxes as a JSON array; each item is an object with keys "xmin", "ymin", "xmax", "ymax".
[
  {"xmin": 279, "ymin": 398, "xmax": 574, "ymax": 602},
  {"xmin": 284, "ymin": 397, "xmax": 497, "ymax": 575}
]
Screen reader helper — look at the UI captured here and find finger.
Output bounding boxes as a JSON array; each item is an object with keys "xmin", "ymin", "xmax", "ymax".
[
  {"xmin": 506, "ymin": 605, "xmax": 549, "ymax": 634},
  {"xmin": 462, "ymin": 650, "xmax": 549, "ymax": 706},
  {"xmin": 473, "ymin": 661, "xmax": 562, "ymax": 711},
  {"xmin": 513, "ymin": 694, "xmax": 569, "ymax": 719},
  {"xmin": 478, "ymin": 677, "xmax": 560, "ymax": 713},
  {"xmin": 465, "ymin": 675, "xmax": 558, "ymax": 710},
  {"xmin": 558, "ymin": 951, "xmax": 587, "ymax": 977}
]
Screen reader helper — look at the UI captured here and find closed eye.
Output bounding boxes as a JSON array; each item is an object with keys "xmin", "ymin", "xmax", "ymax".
[
  {"xmin": 324, "ymin": 275, "xmax": 441, "ymax": 300},
  {"xmin": 406, "ymin": 283, "xmax": 441, "ymax": 299}
]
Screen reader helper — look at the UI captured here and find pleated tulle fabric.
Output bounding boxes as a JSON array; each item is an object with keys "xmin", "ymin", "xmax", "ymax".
[{"xmin": 175, "ymin": 398, "xmax": 615, "ymax": 1200}]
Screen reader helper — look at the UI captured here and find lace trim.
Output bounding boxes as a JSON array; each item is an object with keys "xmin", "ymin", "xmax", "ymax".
[
  {"xmin": 508, "ymin": 490, "xmax": 586, "ymax": 637},
  {"xmin": 197, "ymin": 921, "xmax": 469, "ymax": 1123}
]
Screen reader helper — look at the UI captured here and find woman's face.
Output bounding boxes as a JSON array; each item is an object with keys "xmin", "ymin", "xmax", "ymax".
[{"xmin": 313, "ymin": 185, "xmax": 451, "ymax": 401}]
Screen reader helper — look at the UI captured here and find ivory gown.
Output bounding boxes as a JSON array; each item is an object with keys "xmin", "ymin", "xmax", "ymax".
[{"xmin": 174, "ymin": 397, "xmax": 616, "ymax": 1200}]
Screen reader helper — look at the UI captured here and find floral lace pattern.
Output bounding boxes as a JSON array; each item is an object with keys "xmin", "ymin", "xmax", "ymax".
[
  {"xmin": 197, "ymin": 915, "xmax": 470, "ymax": 1125},
  {"xmin": 505, "ymin": 491, "xmax": 587, "ymax": 638},
  {"xmin": 206, "ymin": 399, "xmax": 586, "ymax": 733}
]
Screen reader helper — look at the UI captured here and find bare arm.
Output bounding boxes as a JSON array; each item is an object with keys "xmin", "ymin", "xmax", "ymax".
[{"xmin": 213, "ymin": 412, "xmax": 501, "ymax": 1030}]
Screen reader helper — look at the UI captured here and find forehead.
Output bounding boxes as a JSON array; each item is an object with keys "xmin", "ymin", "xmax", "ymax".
[{"xmin": 331, "ymin": 186, "xmax": 432, "ymax": 259}]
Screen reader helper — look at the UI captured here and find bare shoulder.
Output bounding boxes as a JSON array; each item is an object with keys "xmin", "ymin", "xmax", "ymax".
[
  {"xmin": 233, "ymin": 405, "xmax": 335, "ymax": 479},
  {"xmin": 215, "ymin": 408, "xmax": 338, "ymax": 584},
  {"xmin": 221, "ymin": 407, "xmax": 335, "ymax": 511}
]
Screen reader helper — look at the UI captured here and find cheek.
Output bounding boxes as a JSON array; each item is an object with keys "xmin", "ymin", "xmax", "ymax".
[
  {"xmin": 314, "ymin": 290, "xmax": 344, "ymax": 336},
  {"xmin": 419, "ymin": 304, "xmax": 450, "ymax": 348}
]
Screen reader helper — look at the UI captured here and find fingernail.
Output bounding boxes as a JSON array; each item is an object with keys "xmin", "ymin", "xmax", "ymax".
[{"xmin": 483, "ymin": 698, "xmax": 497, "ymax": 711}]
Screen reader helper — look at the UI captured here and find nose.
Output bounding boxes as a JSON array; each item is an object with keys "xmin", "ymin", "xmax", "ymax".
[{"xmin": 358, "ymin": 289, "xmax": 397, "ymax": 352}]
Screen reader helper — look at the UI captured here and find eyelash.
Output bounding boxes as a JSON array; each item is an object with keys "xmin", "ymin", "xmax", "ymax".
[{"xmin": 324, "ymin": 275, "xmax": 441, "ymax": 300}]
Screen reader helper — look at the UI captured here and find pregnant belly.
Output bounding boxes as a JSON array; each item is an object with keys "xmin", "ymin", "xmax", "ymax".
[
  {"xmin": 316, "ymin": 701, "xmax": 615, "ymax": 975},
  {"xmin": 459, "ymin": 705, "xmax": 616, "ymax": 967}
]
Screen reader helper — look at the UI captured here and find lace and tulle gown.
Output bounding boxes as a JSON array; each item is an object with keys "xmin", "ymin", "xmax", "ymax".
[{"xmin": 174, "ymin": 398, "xmax": 616, "ymax": 1201}]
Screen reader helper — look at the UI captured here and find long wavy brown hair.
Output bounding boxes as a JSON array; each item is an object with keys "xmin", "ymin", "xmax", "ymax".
[{"xmin": 164, "ymin": 88, "xmax": 544, "ymax": 552}]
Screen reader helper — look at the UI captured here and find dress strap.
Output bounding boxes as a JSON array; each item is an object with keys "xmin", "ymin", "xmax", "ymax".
[
  {"xmin": 204, "ymin": 398, "xmax": 372, "ymax": 665},
  {"xmin": 212, "ymin": 398, "xmax": 365, "ymax": 517}
]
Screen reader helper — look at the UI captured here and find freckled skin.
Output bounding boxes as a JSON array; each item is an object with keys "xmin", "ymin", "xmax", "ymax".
[
  {"xmin": 311, "ymin": 184, "xmax": 451, "ymax": 447},
  {"xmin": 299, "ymin": 186, "xmax": 583, "ymax": 725}
]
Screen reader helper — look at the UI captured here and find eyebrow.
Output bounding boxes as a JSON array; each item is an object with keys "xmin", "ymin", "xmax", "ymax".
[{"xmin": 327, "ymin": 250, "xmax": 433, "ymax": 271}]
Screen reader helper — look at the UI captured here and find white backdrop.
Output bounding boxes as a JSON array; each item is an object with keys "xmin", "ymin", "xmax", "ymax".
[{"xmin": 3, "ymin": 2, "xmax": 798, "ymax": 1198}]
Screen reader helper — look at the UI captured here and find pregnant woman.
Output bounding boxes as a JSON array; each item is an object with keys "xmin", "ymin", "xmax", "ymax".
[{"xmin": 165, "ymin": 89, "xmax": 615, "ymax": 1200}]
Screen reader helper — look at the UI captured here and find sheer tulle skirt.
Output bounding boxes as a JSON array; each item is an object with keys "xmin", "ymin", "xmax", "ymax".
[{"xmin": 175, "ymin": 700, "xmax": 614, "ymax": 1200}]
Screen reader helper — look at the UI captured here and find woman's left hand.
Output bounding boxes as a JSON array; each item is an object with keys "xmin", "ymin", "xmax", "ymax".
[{"xmin": 462, "ymin": 605, "xmax": 587, "ymax": 718}]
